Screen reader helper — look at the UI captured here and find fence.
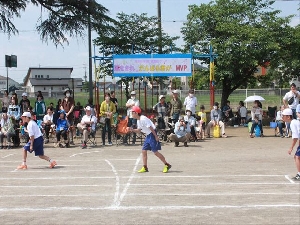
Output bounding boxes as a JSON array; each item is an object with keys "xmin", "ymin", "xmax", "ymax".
[{"xmin": 20, "ymin": 88, "xmax": 289, "ymax": 113}]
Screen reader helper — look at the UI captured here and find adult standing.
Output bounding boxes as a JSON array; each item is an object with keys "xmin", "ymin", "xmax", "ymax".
[
  {"xmin": 19, "ymin": 92, "xmax": 30, "ymax": 115},
  {"xmin": 282, "ymin": 108, "xmax": 300, "ymax": 180},
  {"xmin": 100, "ymin": 93, "xmax": 116, "ymax": 146},
  {"xmin": 130, "ymin": 106, "xmax": 172, "ymax": 173},
  {"xmin": 170, "ymin": 90, "xmax": 182, "ymax": 123},
  {"xmin": 8, "ymin": 97, "xmax": 20, "ymax": 121},
  {"xmin": 1, "ymin": 90, "xmax": 9, "ymax": 113},
  {"xmin": 124, "ymin": 91, "xmax": 140, "ymax": 145},
  {"xmin": 61, "ymin": 88, "xmax": 75, "ymax": 145},
  {"xmin": 183, "ymin": 89, "xmax": 198, "ymax": 117},
  {"xmin": 35, "ymin": 94, "xmax": 46, "ymax": 121},
  {"xmin": 16, "ymin": 112, "xmax": 57, "ymax": 170},
  {"xmin": 153, "ymin": 95, "xmax": 169, "ymax": 129},
  {"xmin": 283, "ymin": 83, "xmax": 300, "ymax": 119},
  {"xmin": 110, "ymin": 91, "xmax": 118, "ymax": 113}
]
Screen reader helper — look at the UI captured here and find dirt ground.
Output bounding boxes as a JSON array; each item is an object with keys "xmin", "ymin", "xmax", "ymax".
[{"xmin": 0, "ymin": 126, "xmax": 299, "ymax": 225}]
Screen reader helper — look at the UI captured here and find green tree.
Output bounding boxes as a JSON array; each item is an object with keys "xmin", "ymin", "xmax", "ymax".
[
  {"xmin": 94, "ymin": 12, "xmax": 179, "ymax": 100},
  {"xmin": 0, "ymin": 0, "xmax": 113, "ymax": 46},
  {"xmin": 181, "ymin": 0, "xmax": 293, "ymax": 107}
]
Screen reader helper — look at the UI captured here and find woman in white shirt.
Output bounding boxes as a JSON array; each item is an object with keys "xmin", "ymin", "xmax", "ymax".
[{"xmin": 43, "ymin": 107, "xmax": 54, "ymax": 144}]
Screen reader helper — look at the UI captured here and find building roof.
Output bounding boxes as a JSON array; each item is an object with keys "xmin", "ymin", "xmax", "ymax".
[
  {"xmin": 0, "ymin": 75, "xmax": 20, "ymax": 83},
  {"xmin": 24, "ymin": 67, "xmax": 73, "ymax": 86},
  {"xmin": 29, "ymin": 79, "xmax": 70, "ymax": 86}
]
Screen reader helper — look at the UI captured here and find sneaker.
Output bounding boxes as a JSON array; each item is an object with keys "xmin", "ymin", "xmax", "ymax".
[
  {"xmin": 50, "ymin": 161, "xmax": 57, "ymax": 168},
  {"xmin": 281, "ymin": 135, "xmax": 284, "ymax": 138},
  {"xmin": 222, "ymin": 134, "xmax": 228, "ymax": 138},
  {"xmin": 250, "ymin": 134, "xmax": 254, "ymax": 138},
  {"xmin": 59, "ymin": 143, "xmax": 65, "ymax": 148},
  {"xmin": 138, "ymin": 166, "xmax": 149, "ymax": 173},
  {"xmin": 54, "ymin": 143, "xmax": 59, "ymax": 148},
  {"xmin": 7, "ymin": 146, "xmax": 12, "ymax": 149},
  {"xmin": 285, "ymin": 135, "xmax": 289, "ymax": 138},
  {"xmin": 107, "ymin": 142, "xmax": 113, "ymax": 146},
  {"xmin": 292, "ymin": 174, "xmax": 300, "ymax": 180},
  {"xmin": 82, "ymin": 143, "xmax": 87, "ymax": 149},
  {"xmin": 69, "ymin": 141, "xmax": 75, "ymax": 145},
  {"xmin": 17, "ymin": 164, "xmax": 27, "ymax": 170},
  {"xmin": 163, "ymin": 164, "xmax": 172, "ymax": 173},
  {"xmin": 44, "ymin": 139, "xmax": 49, "ymax": 144},
  {"xmin": 184, "ymin": 142, "xmax": 188, "ymax": 147},
  {"xmin": 175, "ymin": 142, "xmax": 179, "ymax": 147}
]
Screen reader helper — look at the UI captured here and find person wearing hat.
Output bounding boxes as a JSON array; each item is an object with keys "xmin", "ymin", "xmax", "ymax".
[
  {"xmin": 77, "ymin": 106, "xmax": 97, "ymax": 149},
  {"xmin": 282, "ymin": 108, "xmax": 300, "ymax": 181},
  {"xmin": 206, "ymin": 102, "xmax": 227, "ymax": 138},
  {"xmin": 34, "ymin": 94, "xmax": 46, "ymax": 121},
  {"xmin": 168, "ymin": 116, "xmax": 191, "ymax": 147},
  {"xmin": 153, "ymin": 95, "xmax": 169, "ymax": 130},
  {"xmin": 129, "ymin": 106, "xmax": 172, "ymax": 173},
  {"xmin": 183, "ymin": 89, "xmax": 198, "ymax": 117},
  {"xmin": 19, "ymin": 92, "xmax": 30, "ymax": 115},
  {"xmin": 170, "ymin": 89, "xmax": 182, "ymax": 123},
  {"xmin": 16, "ymin": 112, "xmax": 57, "ymax": 170},
  {"xmin": 124, "ymin": 90, "xmax": 140, "ymax": 145},
  {"xmin": 184, "ymin": 107, "xmax": 197, "ymax": 141},
  {"xmin": 61, "ymin": 88, "xmax": 75, "ymax": 144},
  {"xmin": 283, "ymin": 83, "xmax": 300, "ymax": 119}
]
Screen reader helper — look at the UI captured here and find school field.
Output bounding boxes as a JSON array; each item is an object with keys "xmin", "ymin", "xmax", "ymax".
[{"xmin": 0, "ymin": 126, "xmax": 299, "ymax": 225}]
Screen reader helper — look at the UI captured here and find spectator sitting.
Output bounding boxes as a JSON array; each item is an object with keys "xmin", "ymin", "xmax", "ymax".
[
  {"xmin": 0, "ymin": 113, "xmax": 15, "ymax": 149},
  {"xmin": 222, "ymin": 100, "xmax": 234, "ymax": 122},
  {"xmin": 168, "ymin": 116, "xmax": 191, "ymax": 147},
  {"xmin": 249, "ymin": 100, "xmax": 263, "ymax": 138},
  {"xmin": 184, "ymin": 108, "xmax": 197, "ymax": 141},
  {"xmin": 206, "ymin": 102, "xmax": 228, "ymax": 138},
  {"xmin": 54, "ymin": 110, "xmax": 69, "ymax": 148},
  {"xmin": 8, "ymin": 97, "xmax": 20, "ymax": 122},
  {"xmin": 43, "ymin": 107, "xmax": 54, "ymax": 144}
]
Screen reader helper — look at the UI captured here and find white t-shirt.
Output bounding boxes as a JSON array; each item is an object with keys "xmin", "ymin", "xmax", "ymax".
[
  {"xmin": 126, "ymin": 98, "xmax": 140, "ymax": 118},
  {"xmin": 183, "ymin": 96, "xmax": 197, "ymax": 114},
  {"xmin": 283, "ymin": 91, "xmax": 300, "ymax": 109},
  {"xmin": 43, "ymin": 114, "xmax": 53, "ymax": 124},
  {"xmin": 290, "ymin": 119, "xmax": 300, "ymax": 139},
  {"xmin": 137, "ymin": 115, "xmax": 156, "ymax": 135},
  {"xmin": 27, "ymin": 120, "xmax": 42, "ymax": 139},
  {"xmin": 81, "ymin": 115, "xmax": 97, "ymax": 131}
]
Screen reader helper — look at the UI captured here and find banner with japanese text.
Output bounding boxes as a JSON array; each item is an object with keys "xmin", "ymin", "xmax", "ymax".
[{"xmin": 113, "ymin": 54, "xmax": 192, "ymax": 77}]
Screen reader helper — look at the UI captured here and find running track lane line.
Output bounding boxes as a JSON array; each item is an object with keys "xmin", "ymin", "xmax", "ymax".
[{"xmin": 105, "ymin": 159, "xmax": 120, "ymax": 207}]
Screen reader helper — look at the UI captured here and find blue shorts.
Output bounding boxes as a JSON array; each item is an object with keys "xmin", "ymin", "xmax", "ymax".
[
  {"xmin": 296, "ymin": 146, "xmax": 300, "ymax": 157},
  {"xmin": 142, "ymin": 132, "xmax": 161, "ymax": 152},
  {"xmin": 24, "ymin": 136, "xmax": 44, "ymax": 156}
]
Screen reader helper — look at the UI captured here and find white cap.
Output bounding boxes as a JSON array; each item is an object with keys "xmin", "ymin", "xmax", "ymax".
[
  {"xmin": 159, "ymin": 95, "xmax": 165, "ymax": 100},
  {"xmin": 130, "ymin": 91, "xmax": 136, "ymax": 95},
  {"xmin": 85, "ymin": 106, "xmax": 91, "ymax": 111},
  {"xmin": 22, "ymin": 112, "xmax": 31, "ymax": 118},
  {"xmin": 22, "ymin": 92, "xmax": 27, "ymax": 97},
  {"xmin": 172, "ymin": 90, "xmax": 179, "ymax": 94},
  {"xmin": 282, "ymin": 108, "xmax": 293, "ymax": 116}
]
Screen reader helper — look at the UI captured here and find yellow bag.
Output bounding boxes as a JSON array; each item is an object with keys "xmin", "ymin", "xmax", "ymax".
[{"xmin": 213, "ymin": 125, "xmax": 220, "ymax": 138}]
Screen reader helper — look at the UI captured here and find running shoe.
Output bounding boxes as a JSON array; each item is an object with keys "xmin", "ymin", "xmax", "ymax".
[
  {"xmin": 138, "ymin": 166, "xmax": 149, "ymax": 173},
  {"xmin": 107, "ymin": 142, "xmax": 113, "ymax": 146},
  {"xmin": 163, "ymin": 164, "xmax": 172, "ymax": 173},
  {"xmin": 82, "ymin": 143, "xmax": 87, "ymax": 149},
  {"xmin": 17, "ymin": 164, "xmax": 27, "ymax": 170},
  {"xmin": 50, "ymin": 161, "xmax": 57, "ymax": 168},
  {"xmin": 292, "ymin": 174, "xmax": 300, "ymax": 180}
]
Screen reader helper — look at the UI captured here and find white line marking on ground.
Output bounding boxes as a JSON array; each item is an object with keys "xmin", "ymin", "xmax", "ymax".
[
  {"xmin": 1, "ymin": 154, "xmax": 14, "ymax": 159},
  {"xmin": 117, "ymin": 153, "xmax": 142, "ymax": 207},
  {"xmin": 69, "ymin": 150, "xmax": 101, "ymax": 157},
  {"xmin": 130, "ymin": 183, "xmax": 297, "ymax": 186},
  {"xmin": 284, "ymin": 175, "xmax": 295, "ymax": 184},
  {"xmin": 105, "ymin": 159, "xmax": 120, "ymax": 207},
  {"xmin": 0, "ymin": 177, "xmax": 115, "ymax": 180},
  {"xmin": 0, "ymin": 192, "xmax": 299, "ymax": 198},
  {"xmin": 5, "ymin": 169, "xmax": 129, "ymax": 173},
  {"xmin": 0, "ymin": 185, "xmax": 113, "ymax": 188},
  {"xmin": 0, "ymin": 204, "xmax": 299, "ymax": 212}
]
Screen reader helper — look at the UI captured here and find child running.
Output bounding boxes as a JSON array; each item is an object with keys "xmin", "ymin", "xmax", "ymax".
[
  {"xmin": 17, "ymin": 112, "xmax": 57, "ymax": 170},
  {"xmin": 130, "ymin": 106, "xmax": 171, "ymax": 173}
]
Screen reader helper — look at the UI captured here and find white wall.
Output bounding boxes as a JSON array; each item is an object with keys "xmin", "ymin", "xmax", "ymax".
[{"xmin": 30, "ymin": 68, "xmax": 72, "ymax": 79}]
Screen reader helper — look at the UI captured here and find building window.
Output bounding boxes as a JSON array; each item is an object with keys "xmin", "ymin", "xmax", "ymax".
[
  {"xmin": 43, "ymin": 87, "xmax": 46, "ymax": 90},
  {"xmin": 41, "ymin": 75, "xmax": 44, "ymax": 78},
  {"xmin": 47, "ymin": 75, "xmax": 49, "ymax": 78},
  {"xmin": 35, "ymin": 75, "xmax": 37, "ymax": 78},
  {"xmin": 51, "ymin": 86, "xmax": 53, "ymax": 90}
]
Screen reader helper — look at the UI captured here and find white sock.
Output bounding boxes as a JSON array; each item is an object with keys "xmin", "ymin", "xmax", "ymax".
[
  {"xmin": 49, "ymin": 159, "xmax": 52, "ymax": 162},
  {"xmin": 22, "ymin": 161, "xmax": 26, "ymax": 165},
  {"xmin": 297, "ymin": 172, "xmax": 300, "ymax": 176}
]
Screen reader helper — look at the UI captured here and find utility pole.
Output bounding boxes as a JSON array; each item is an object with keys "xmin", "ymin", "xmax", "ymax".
[
  {"xmin": 88, "ymin": 0, "xmax": 93, "ymax": 102},
  {"xmin": 83, "ymin": 64, "xmax": 87, "ymax": 82},
  {"xmin": 157, "ymin": 0, "xmax": 162, "ymax": 54}
]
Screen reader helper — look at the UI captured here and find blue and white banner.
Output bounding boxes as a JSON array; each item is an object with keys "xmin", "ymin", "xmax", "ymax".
[{"xmin": 113, "ymin": 54, "xmax": 192, "ymax": 77}]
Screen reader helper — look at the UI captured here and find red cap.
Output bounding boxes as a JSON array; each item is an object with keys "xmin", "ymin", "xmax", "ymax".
[{"xmin": 132, "ymin": 106, "xmax": 141, "ymax": 114}]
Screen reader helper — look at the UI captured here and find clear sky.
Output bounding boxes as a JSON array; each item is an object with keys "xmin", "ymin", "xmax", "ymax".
[{"xmin": 0, "ymin": 0, "xmax": 299, "ymax": 83}]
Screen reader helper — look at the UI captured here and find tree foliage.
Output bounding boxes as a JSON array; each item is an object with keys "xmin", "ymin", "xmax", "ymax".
[
  {"xmin": 0, "ymin": 0, "xmax": 114, "ymax": 46},
  {"xmin": 181, "ymin": 0, "xmax": 294, "ymax": 107},
  {"xmin": 94, "ymin": 12, "xmax": 179, "ymax": 100}
]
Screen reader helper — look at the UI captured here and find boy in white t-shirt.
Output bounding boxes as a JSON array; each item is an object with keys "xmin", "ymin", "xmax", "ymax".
[
  {"xmin": 282, "ymin": 108, "xmax": 300, "ymax": 180},
  {"xmin": 130, "ymin": 106, "xmax": 171, "ymax": 173},
  {"xmin": 17, "ymin": 112, "xmax": 57, "ymax": 170}
]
